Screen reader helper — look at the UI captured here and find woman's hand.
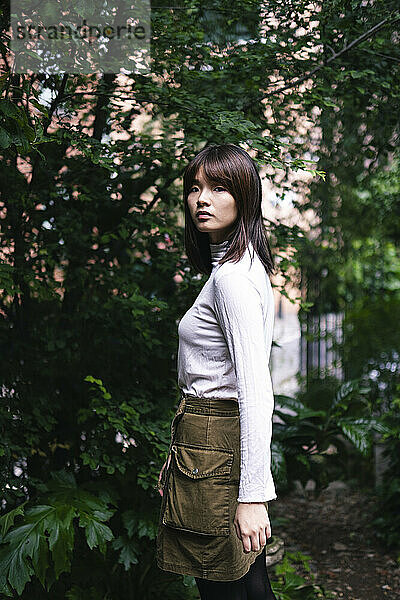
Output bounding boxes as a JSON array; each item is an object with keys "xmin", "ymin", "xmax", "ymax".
[
  {"xmin": 234, "ymin": 502, "xmax": 271, "ymax": 553},
  {"xmin": 157, "ymin": 454, "xmax": 171, "ymax": 497}
]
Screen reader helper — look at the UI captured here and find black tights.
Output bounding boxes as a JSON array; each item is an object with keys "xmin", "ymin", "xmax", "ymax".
[{"xmin": 195, "ymin": 547, "xmax": 277, "ymax": 600}]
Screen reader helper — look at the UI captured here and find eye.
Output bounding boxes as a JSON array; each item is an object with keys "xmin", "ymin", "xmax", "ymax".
[
  {"xmin": 214, "ymin": 186, "xmax": 226, "ymax": 192},
  {"xmin": 189, "ymin": 185, "xmax": 199, "ymax": 193}
]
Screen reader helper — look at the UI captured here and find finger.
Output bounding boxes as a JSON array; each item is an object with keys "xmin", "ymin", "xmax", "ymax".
[
  {"xmin": 242, "ymin": 535, "xmax": 252, "ymax": 553},
  {"xmin": 251, "ymin": 532, "xmax": 262, "ymax": 552},
  {"xmin": 266, "ymin": 518, "xmax": 272, "ymax": 539},
  {"xmin": 233, "ymin": 520, "xmax": 241, "ymax": 541},
  {"xmin": 259, "ymin": 529, "xmax": 267, "ymax": 547}
]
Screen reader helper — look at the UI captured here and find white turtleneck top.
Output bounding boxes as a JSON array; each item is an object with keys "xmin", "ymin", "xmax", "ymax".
[{"xmin": 177, "ymin": 238, "xmax": 277, "ymax": 503}]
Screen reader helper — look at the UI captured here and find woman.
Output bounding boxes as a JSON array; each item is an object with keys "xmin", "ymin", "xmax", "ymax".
[{"xmin": 156, "ymin": 143, "xmax": 278, "ymax": 600}]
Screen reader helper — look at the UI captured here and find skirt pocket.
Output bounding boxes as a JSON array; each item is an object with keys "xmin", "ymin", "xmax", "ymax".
[{"xmin": 162, "ymin": 442, "xmax": 234, "ymax": 537}]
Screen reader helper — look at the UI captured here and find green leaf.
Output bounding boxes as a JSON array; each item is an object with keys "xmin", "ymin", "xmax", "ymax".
[
  {"xmin": 0, "ymin": 127, "xmax": 12, "ymax": 148},
  {"xmin": 112, "ymin": 535, "xmax": 139, "ymax": 570},
  {"xmin": 271, "ymin": 441, "xmax": 287, "ymax": 485},
  {"xmin": 30, "ymin": 534, "xmax": 49, "ymax": 587},
  {"xmin": 8, "ymin": 543, "xmax": 35, "ymax": 595},
  {"xmin": 121, "ymin": 510, "xmax": 136, "ymax": 538},
  {"xmin": 78, "ymin": 513, "xmax": 114, "ymax": 553},
  {"xmin": 46, "ymin": 505, "xmax": 76, "ymax": 578},
  {"xmin": 0, "ymin": 99, "xmax": 20, "ymax": 118},
  {"xmin": 49, "ymin": 470, "xmax": 77, "ymax": 489},
  {"xmin": 0, "ymin": 502, "xmax": 27, "ymax": 539},
  {"xmin": 337, "ymin": 418, "xmax": 375, "ymax": 454}
]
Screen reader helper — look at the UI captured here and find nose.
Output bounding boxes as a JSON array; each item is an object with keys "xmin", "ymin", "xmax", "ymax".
[{"xmin": 197, "ymin": 187, "xmax": 212, "ymax": 206}]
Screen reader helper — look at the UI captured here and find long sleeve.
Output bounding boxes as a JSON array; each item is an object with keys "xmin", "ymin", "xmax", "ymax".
[{"xmin": 213, "ymin": 271, "xmax": 276, "ymax": 503}]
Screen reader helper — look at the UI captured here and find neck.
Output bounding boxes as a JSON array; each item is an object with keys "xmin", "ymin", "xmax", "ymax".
[{"xmin": 209, "ymin": 238, "xmax": 231, "ymax": 269}]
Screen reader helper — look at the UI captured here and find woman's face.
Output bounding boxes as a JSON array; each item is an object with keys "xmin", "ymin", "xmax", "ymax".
[{"xmin": 187, "ymin": 166, "xmax": 238, "ymax": 244}]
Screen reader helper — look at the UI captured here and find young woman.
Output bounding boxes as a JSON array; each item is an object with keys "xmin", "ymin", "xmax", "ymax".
[{"xmin": 156, "ymin": 143, "xmax": 278, "ymax": 600}]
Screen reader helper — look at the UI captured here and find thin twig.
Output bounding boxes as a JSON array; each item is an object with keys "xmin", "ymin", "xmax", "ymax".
[{"xmin": 360, "ymin": 48, "xmax": 400, "ymax": 63}]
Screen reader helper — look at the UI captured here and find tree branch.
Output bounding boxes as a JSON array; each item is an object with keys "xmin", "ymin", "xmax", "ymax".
[
  {"xmin": 242, "ymin": 12, "xmax": 399, "ymax": 111},
  {"xmin": 42, "ymin": 73, "xmax": 69, "ymax": 136}
]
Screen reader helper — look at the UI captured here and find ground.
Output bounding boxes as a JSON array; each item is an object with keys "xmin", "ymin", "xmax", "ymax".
[{"xmin": 268, "ymin": 482, "xmax": 400, "ymax": 600}]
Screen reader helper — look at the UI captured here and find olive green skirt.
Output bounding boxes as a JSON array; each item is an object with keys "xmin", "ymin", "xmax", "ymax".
[{"xmin": 156, "ymin": 390, "xmax": 268, "ymax": 581}]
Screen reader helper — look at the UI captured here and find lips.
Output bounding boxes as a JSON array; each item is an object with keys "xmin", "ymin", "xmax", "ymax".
[{"xmin": 196, "ymin": 211, "xmax": 212, "ymax": 217}]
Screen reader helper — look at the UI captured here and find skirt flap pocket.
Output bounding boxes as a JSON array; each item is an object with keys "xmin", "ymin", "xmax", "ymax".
[
  {"xmin": 162, "ymin": 443, "xmax": 234, "ymax": 536},
  {"xmin": 171, "ymin": 444, "xmax": 233, "ymax": 479}
]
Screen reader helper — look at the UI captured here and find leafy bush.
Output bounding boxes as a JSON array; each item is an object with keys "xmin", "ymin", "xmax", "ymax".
[
  {"xmin": 0, "ymin": 374, "xmax": 181, "ymax": 599},
  {"xmin": 271, "ymin": 550, "xmax": 335, "ymax": 600},
  {"xmin": 271, "ymin": 377, "xmax": 389, "ymax": 494},
  {"xmin": 371, "ymin": 385, "xmax": 400, "ymax": 559}
]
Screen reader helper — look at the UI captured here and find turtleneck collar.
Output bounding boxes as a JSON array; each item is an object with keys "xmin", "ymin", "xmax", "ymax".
[{"xmin": 209, "ymin": 238, "xmax": 231, "ymax": 269}]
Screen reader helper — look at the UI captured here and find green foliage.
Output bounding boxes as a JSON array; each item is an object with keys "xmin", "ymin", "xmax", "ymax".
[
  {"xmin": 0, "ymin": 471, "xmax": 115, "ymax": 596},
  {"xmin": 79, "ymin": 376, "xmax": 173, "ymax": 488},
  {"xmin": 271, "ymin": 377, "xmax": 389, "ymax": 493},
  {"xmin": 341, "ymin": 291, "xmax": 400, "ymax": 384},
  {"xmin": 272, "ymin": 550, "xmax": 334, "ymax": 599},
  {"xmin": 0, "ymin": 98, "xmax": 35, "ymax": 153},
  {"xmin": 371, "ymin": 387, "xmax": 400, "ymax": 558},
  {"xmin": 0, "ymin": 0, "xmax": 399, "ymax": 596}
]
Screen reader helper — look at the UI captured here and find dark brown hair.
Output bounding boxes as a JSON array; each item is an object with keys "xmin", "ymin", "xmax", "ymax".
[{"xmin": 183, "ymin": 143, "xmax": 276, "ymax": 277}]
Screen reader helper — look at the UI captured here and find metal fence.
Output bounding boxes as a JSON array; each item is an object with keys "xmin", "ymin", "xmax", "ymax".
[{"xmin": 300, "ymin": 311, "xmax": 345, "ymax": 382}]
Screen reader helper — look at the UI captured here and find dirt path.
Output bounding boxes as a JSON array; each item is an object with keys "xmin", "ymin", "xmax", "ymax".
[{"xmin": 268, "ymin": 484, "xmax": 400, "ymax": 599}]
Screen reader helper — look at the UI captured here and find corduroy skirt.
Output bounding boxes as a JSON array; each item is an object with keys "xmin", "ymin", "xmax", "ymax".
[{"xmin": 156, "ymin": 389, "xmax": 269, "ymax": 581}]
